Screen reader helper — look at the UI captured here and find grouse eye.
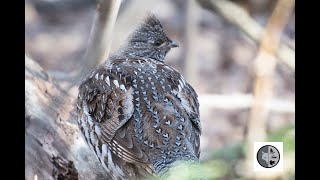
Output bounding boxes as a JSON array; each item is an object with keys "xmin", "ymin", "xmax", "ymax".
[{"xmin": 154, "ymin": 40, "xmax": 163, "ymax": 46}]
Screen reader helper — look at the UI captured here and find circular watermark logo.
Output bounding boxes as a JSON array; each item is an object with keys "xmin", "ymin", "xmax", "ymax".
[{"xmin": 256, "ymin": 145, "xmax": 280, "ymax": 168}]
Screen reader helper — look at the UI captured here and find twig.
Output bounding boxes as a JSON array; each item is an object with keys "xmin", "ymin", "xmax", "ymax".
[{"xmin": 196, "ymin": 0, "xmax": 295, "ymax": 71}]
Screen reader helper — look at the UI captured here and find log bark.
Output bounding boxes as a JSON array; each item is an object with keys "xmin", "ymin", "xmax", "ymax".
[{"xmin": 25, "ymin": 55, "xmax": 110, "ymax": 180}]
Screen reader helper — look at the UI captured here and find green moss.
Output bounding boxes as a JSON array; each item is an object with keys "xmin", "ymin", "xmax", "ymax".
[
  {"xmin": 210, "ymin": 142, "xmax": 244, "ymax": 161},
  {"xmin": 267, "ymin": 124, "xmax": 295, "ymax": 153},
  {"xmin": 201, "ymin": 160, "xmax": 229, "ymax": 180}
]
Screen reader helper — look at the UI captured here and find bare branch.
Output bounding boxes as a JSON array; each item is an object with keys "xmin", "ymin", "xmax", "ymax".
[
  {"xmin": 243, "ymin": 0, "xmax": 295, "ymax": 178},
  {"xmin": 196, "ymin": 0, "xmax": 295, "ymax": 71},
  {"xmin": 198, "ymin": 94, "xmax": 294, "ymax": 113},
  {"xmin": 184, "ymin": 0, "xmax": 200, "ymax": 85},
  {"xmin": 80, "ymin": 0, "xmax": 122, "ymax": 81}
]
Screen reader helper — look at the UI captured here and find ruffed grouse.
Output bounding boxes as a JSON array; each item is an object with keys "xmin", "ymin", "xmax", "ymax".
[{"xmin": 77, "ymin": 14, "xmax": 201, "ymax": 179}]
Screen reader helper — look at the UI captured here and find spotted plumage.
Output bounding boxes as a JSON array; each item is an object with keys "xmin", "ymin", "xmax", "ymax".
[{"xmin": 77, "ymin": 14, "xmax": 201, "ymax": 179}]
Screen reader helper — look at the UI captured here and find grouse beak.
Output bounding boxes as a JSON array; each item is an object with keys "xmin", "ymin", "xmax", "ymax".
[{"xmin": 169, "ymin": 40, "xmax": 179, "ymax": 48}]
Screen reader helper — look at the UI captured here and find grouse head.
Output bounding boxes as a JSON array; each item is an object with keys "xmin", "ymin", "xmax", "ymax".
[{"xmin": 118, "ymin": 13, "xmax": 178, "ymax": 61}]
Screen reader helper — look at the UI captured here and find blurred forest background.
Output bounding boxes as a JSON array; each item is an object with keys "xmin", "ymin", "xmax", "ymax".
[{"xmin": 25, "ymin": 0, "xmax": 295, "ymax": 179}]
